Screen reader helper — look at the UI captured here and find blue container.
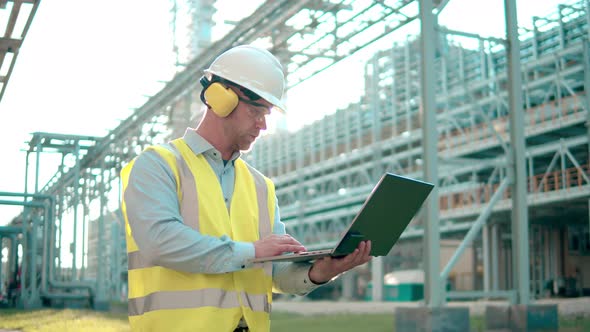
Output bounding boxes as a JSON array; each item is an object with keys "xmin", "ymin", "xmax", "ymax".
[{"xmin": 365, "ymin": 283, "xmax": 424, "ymax": 301}]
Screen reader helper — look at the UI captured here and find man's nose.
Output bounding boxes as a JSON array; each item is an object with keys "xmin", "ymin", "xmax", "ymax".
[{"xmin": 256, "ymin": 115, "xmax": 267, "ymax": 130}]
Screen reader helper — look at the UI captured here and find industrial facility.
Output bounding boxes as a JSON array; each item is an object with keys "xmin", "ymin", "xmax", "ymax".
[{"xmin": 0, "ymin": 0, "xmax": 588, "ymax": 330}]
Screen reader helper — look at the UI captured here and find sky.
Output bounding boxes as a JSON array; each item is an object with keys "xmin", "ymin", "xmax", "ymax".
[{"xmin": 0, "ymin": 0, "xmax": 572, "ymax": 225}]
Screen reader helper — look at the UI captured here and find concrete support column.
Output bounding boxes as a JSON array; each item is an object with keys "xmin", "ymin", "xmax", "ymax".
[
  {"xmin": 371, "ymin": 256, "xmax": 383, "ymax": 301},
  {"xmin": 395, "ymin": 307, "xmax": 470, "ymax": 332},
  {"xmin": 485, "ymin": 305, "xmax": 558, "ymax": 331},
  {"xmin": 341, "ymin": 270, "xmax": 356, "ymax": 301}
]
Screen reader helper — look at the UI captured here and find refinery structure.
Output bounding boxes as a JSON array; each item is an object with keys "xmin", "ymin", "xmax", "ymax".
[{"xmin": 0, "ymin": 0, "xmax": 588, "ymax": 327}]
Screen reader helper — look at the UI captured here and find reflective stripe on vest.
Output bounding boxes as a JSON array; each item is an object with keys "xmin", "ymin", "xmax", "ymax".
[
  {"xmin": 122, "ymin": 138, "xmax": 275, "ymax": 332},
  {"xmin": 127, "ymin": 288, "xmax": 269, "ymax": 316}
]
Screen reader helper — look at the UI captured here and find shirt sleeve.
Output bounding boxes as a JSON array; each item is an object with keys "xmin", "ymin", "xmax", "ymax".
[
  {"xmin": 124, "ymin": 149, "xmax": 255, "ymax": 274},
  {"xmin": 270, "ymin": 198, "xmax": 326, "ymax": 296}
]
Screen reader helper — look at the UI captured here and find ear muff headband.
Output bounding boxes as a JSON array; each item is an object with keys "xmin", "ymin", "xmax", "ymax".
[{"xmin": 200, "ymin": 76, "xmax": 239, "ymax": 117}]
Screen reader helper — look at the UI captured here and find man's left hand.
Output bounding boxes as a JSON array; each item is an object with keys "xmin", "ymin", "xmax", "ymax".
[{"xmin": 308, "ymin": 240, "xmax": 372, "ymax": 284}]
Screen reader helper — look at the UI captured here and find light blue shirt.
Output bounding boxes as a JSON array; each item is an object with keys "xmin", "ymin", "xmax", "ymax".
[{"xmin": 124, "ymin": 128, "xmax": 321, "ymax": 295}]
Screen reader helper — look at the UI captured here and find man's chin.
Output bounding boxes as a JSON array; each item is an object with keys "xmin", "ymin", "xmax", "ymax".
[{"xmin": 239, "ymin": 142, "xmax": 255, "ymax": 153}]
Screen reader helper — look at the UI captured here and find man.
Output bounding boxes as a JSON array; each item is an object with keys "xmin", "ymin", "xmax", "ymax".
[{"xmin": 121, "ymin": 45, "xmax": 372, "ymax": 332}]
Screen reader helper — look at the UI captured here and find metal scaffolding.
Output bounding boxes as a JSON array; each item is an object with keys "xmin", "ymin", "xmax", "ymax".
[{"xmin": 247, "ymin": 0, "xmax": 589, "ymax": 303}]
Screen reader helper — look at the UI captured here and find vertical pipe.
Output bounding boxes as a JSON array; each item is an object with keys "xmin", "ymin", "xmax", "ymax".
[
  {"xmin": 505, "ymin": 238, "xmax": 512, "ymax": 290},
  {"xmin": 472, "ymin": 244, "xmax": 478, "ymax": 290},
  {"xmin": 341, "ymin": 269, "xmax": 355, "ymax": 300},
  {"xmin": 404, "ymin": 38, "xmax": 411, "ymax": 134},
  {"xmin": 505, "ymin": 0, "xmax": 530, "ymax": 305},
  {"xmin": 20, "ymin": 208, "xmax": 28, "ymax": 305},
  {"xmin": 491, "ymin": 223, "xmax": 499, "ymax": 290},
  {"xmin": 331, "ymin": 112, "xmax": 337, "ymax": 162},
  {"xmin": 116, "ymin": 171, "xmax": 125, "ymax": 298},
  {"xmin": 558, "ymin": 5, "xmax": 566, "ymax": 52},
  {"xmin": 345, "ymin": 103, "xmax": 351, "ymax": 154},
  {"xmin": 390, "ymin": 47, "xmax": 398, "ymax": 137},
  {"xmin": 29, "ymin": 215, "xmax": 38, "ymax": 304},
  {"xmin": 483, "ymin": 225, "xmax": 490, "ymax": 292},
  {"xmin": 111, "ymin": 212, "xmax": 120, "ymax": 299},
  {"xmin": 583, "ymin": 40, "xmax": 590, "ymax": 159},
  {"xmin": 41, "ymin": 199, "xmax": 50, "ymax": 294},
  {"xmin": 57, "ymin": 191, "xmax": 63, "ymax": 276},
  {"xmin": 371, "ymin": 56, "xmax": 382, "ymax": 179},
  {"xmin": 24, "ymin": 152, "xmax": 30, "ymax": 201},
  {"xmin": 528, "ymin": 156, "xmax": 534, "ymax": 192},
  {"xmin": 8, "ymin": 235, "xmax": 17, "ymax": 304},
  {"xmin": 0, "ymin": 236, "xmax": 3, "ymax": 295},
  {"xmin": 10, "ymin": 235, "xmax": 17, "ymax": 283},
  {"xmin": 296, "ymin": 133, "xmax": 305, "ymax": 241},
  {"xmin": 356, "ymin": 104, "xmax": 362, "ymax": 150},
  {"xmin": 72, "ymin": 142, "xmax": 80, "ymax": 280},
  {"xmin": 419, "ymin": 0, "xmax": 442, "ymax": 307},
  {"xmin": 560, "ymin": 143, "xmax": 566, "ymax": 189},
  {"xmin": 96, "ymin": 166, "xmax": 107, "ymax": 303},
  {"xmin": 545, "ymin": 228, "xmax": 552, "ymax": 293},
  {"xmin": 530, "ymin": 226, "xmax": 539, "ymax": 298},
  {"xmin": 320, "ymin": 121, "xmax": 326, "ymax": 162},
  {"xmin": 80, "ymin": 185, "xmax": 88, "ymax": 279},
  {"xmin": 34, "ymin": 143, "xmax": 41, "ymax": 193},
  {"xmin": 582, "ymin": 37, "xmax": 590, "ymax": 275}
]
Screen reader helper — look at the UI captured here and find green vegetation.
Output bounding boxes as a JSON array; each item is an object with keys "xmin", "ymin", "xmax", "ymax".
[
  {"xmin": 0, "ymin": 309, "xmax": 588, "ymax": 331},
  {"xmin": 0, "ymin": 309, "xmax": 129, "ymax": 332},
  {"xmin": 271, "ymin": 312, "xmax": 393, "ymax": 332}
]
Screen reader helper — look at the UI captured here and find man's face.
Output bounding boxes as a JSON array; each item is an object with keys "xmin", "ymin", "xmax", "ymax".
[{"xmin": 225, "ymin": 85, "xmax": 273, "ymax": 152}]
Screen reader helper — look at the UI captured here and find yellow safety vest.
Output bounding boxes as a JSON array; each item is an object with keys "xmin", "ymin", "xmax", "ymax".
[{"xmin": 121, "ymin": 138, "xmax": 275, "ymax": 332}]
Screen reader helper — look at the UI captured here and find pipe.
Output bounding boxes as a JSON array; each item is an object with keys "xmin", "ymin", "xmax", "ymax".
[{"xmin": 0, "ymin": 193, "xmax": 95, "ymax": 304}]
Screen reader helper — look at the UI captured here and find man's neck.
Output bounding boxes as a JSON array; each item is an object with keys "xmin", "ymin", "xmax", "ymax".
[{"xmin": 195, "ymin": 126, "xmax": 235, "ymax": 160}]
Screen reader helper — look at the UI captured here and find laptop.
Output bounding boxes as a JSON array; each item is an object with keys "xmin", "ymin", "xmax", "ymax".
[{"xmin": 250, "ymin": 172, "xmax": 435, "ymax": 263}]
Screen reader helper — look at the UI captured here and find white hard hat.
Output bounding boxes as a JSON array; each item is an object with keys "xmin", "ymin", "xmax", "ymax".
[{"xmin": 204, "ymin": 45, "xmax": 287, "ymax": 112}]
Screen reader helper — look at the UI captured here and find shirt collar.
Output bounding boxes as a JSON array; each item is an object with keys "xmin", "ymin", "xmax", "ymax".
[{"xmin": 182, "ymin": 128, "xmax": 241, "ymax": 161}]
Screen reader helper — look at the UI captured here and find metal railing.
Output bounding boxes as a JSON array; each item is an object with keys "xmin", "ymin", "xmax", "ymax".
[{"xmin": 439, "ymin": 164, "xmax": 590, "ymax": 212}]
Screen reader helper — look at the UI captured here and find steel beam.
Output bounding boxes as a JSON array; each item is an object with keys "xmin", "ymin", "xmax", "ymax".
[
  {"xmin": 440, "ymin": 178, "xmax": 510, "ymax": 282},
  {"xmin": 419, "ymin": 0, "xmax": 442, "ymax": 308},
  {"xmin": 505, "ymin": 0, "xmax": 531, "ymax": 305}
]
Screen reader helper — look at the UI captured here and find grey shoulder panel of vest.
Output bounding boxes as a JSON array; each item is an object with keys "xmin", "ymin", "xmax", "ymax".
[
  {"xmin": 242, "ymin": 160, "xmax": 266, "ymax": 179},
  {"xmin": 159, "ymin": 142, "xmax": 179, "ymax": 154},
  {"xmin": 139, "ymin": 143, "xmax": 182, "ymax": 173}
]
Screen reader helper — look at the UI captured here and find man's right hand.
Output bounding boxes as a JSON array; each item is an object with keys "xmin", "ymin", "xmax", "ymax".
[{"xmin": 254, "ymin": 234, "xmax": 306, "ymax": 258}]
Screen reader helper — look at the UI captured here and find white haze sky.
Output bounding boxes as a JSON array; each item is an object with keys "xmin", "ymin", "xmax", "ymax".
[{"xmin": 0, "ymin": 0, "xmax": 570, "ymax": 225}]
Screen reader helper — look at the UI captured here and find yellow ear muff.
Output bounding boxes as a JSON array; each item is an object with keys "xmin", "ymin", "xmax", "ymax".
[{"xmin": 203, "ymin": 82, "xmax": 239, "ymax": 117}]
